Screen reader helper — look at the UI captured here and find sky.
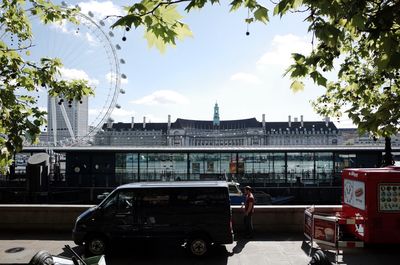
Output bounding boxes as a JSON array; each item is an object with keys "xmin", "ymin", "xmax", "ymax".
[{"xmin": 20, "ymin": 0, "xmax": 356, "ymax": 128}]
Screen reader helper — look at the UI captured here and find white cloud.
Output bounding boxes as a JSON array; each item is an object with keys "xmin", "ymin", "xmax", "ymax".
[
  {"xmin": 77, "ymin": 1, "xmax": 125, "ymax": 19},
  {"xmin": 106, "ymin": 72, "xmax": 128, "ymax": 85},
  {"xmin": 141, "ymin": 114, "xmax": 165, "ymax": 123},
  {"xmin": 85, "ymin": 32, "xmax": 99, "ymax": 46},
  {"xmin": 49, "ymin": 20, "xmax": 99, "ymax": 46},
  {"xmin": 50, "ymin": 20, "xmax": 72, "ymax": 34},
  {"xmin": 257, "ymin": 34, "xmax": 312, "ymax": 67},
  {"xmin": 230, "ymin": 72, "xmax": 262, "ymax": 85},
  {"xmin": 39, "ymin": 106, "xmax": 47, "ymax": 112},
  {"xmin": 110, "ymin": 109, "xmax": 137, "ymax": 120},
  {"xmin": 131, "ymin": 90, "xmax": 189, "ymax": 106},
  {"xmin": 59, "ymin": 67, "xmax": 99, "ymax": 87}
]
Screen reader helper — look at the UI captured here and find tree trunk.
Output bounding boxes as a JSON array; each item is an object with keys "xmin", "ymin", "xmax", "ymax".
[{"xmin": 382, "ymin": 137, "xmax": 394, "ymax": 167}]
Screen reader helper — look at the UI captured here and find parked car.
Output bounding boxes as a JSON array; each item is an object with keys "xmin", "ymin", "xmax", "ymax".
[
  {"xmin": 253, "ymin": 190, "xmax": 272, "ymax": 205},
  {"xmin": 228, "ymin": 181, "xmax": 245, "ymax": 205},
  {"xmin": 73, "ymin": 181, "xmax": 234, "ymax": 257}
]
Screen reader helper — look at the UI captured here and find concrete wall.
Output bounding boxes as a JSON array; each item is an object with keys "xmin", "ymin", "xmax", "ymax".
[{"xmin": 0, "ymin": 205, "xmax": 342, "ymax": 233}]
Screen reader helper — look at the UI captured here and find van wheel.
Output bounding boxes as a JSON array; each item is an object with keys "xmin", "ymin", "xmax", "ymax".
[
  {"xmin": 187, "ymin": 237, "xmax": 209, "ymax": 257},
  {"xmin": 85, "ymin": 235, "xmax": 107, "ymax": 256}
]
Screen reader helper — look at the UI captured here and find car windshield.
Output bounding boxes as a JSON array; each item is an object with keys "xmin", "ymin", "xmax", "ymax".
[{"xmin": 228, "ymin": 183, "xmax": 242, "ymax": 195}]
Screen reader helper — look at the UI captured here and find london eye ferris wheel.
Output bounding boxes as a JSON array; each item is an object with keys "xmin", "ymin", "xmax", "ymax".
[{"xmin": 1, "ymin": 3, "xmax": 126, "ymax": 146}]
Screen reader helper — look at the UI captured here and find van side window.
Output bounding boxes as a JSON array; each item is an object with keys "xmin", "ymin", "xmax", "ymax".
[
  {"xmin": 142, "ymin": 189, "xmax": 170, "ymax": 224},
  {"xmin": 176, "ymin": 188, "xmax": 228, "ymax": 206},
  {"xmin": 142, "ymin": 192, "xmax": 170, "ymax": 206},
  {"xmin": 117, "ymin": 190, "xmax": 135, "ymax": 214}
]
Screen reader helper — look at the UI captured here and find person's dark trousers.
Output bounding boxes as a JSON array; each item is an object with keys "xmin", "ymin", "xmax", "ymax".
[{"xmin": 244, "ymin": 214, "xmax": 254, "ymax": 238}]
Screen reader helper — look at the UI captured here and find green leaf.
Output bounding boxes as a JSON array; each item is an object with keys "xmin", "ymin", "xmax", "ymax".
[
  {"xmin": 112, "ymin": 14, "xmax": 142, "ymax": 28},
  {"xmin": 144, "ymin": 30, "xmax": 168, "ymax": 53},
  {"xmin": 350, "ymin": 13, "xmax": 365, "ymax": 30},
  {"xmin": 290, "ymin": 80, "xmax": 304, "ymax": 92},
  {"xmin": 292, "ymin": 53, "xmax": 305, "ymax": 63},
  {"xmin": 310, "ymin": 71, "xmax": 327, "ymax": 87},
  {"xmin": 230, "ymin": 0, "xmax": 243, "ymax": 11},
  {"xmin": 292, "ymin": 0, "xmax": 303, "ymax": 9},
  {"xmin": 253, "ymin": 6, "xmax": 269, "ymax": 24},
  {"xmin": 376, "ymin": 53, "xmax": 390, "ymax": 70},
  {"xmin": 158, "ymin": 5, "xmax": 182, "ymax": 25},
  {"xmin": 389, "ymin": 52, "xmax": 400, "ymax": 68},
  {"xmin": 175, "ymin": 23, "xmax": 193, "ymax": 41},
  {"xmin": 273, "ymin": 0, "xmax": 291, "ymax": 16}
]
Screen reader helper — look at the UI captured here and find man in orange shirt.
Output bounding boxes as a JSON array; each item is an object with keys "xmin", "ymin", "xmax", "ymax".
[{"xmin": 243, "ymin": 186, "xmax": 255, "ymax": 238}]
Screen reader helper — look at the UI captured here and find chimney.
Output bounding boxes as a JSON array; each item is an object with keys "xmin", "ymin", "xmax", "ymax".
[
  {"xmin": 143, "ymin": 116, "xmax": 146, "ymax": 129},
  {"xmin": 301, "ymin": 115, "xmax": 304, "ymax": 127},
  {"xmin": 325, "ymin": 116, "xmax": 330, "ymax": 127},
  {"xmin": 294, "ymin": 117, "xmax": 298, "ymax": 122},
  {"xmin": 262, "ymin": 114, "xmax": 266, "ymax": 129},
  {"xmin": 168, "ymin": 115, "xmax": 171, "ymax": 130},
  {"xmin": 106, "ymin": 118, "xmax": 113, "ymax": 129},
  {"xmin": 131, "ymin": 117, "xmax": 135, "ymax": 129},
  {"xmin": 288, "ymin": 115, "xmax": 291, "ymax": 127}
]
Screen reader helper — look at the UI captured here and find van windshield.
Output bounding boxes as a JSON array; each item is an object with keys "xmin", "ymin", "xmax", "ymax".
[{"xmin": 99, "ymin": 190, "xmax": 117, "ymax": 208}]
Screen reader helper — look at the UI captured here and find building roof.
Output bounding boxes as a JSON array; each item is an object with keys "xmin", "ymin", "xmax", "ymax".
[
  {"xmin": 266, "ymin": 121, "xmax": 338, "ymax": 132},
  {"xmin": 100, "ymin": 119, "xmax": 338, "ymax": 132},
  {"xmin": 102, "ymin": 122, "xmax": 168, "ymax": 132},
  {"xmin": 172, "ymin": 118, "xmax": 260, "ymax": 130},
  {"xmin": 118, "ymin": 181, "xmax": 229, "ymax": 189}
]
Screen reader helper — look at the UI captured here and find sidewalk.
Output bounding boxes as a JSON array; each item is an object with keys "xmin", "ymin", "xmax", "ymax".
[{"xmin": 0, "ymin": 232, "xmax": 398, "ymax": 265}]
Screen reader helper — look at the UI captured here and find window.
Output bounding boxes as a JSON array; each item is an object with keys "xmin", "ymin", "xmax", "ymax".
[
  {"xmin": 175, "ymin": 188, "xmax": 228, "ymax": 206},
  {"xmin": 117, "ymin": 190, "xmax": 136, "ymax": 214}
]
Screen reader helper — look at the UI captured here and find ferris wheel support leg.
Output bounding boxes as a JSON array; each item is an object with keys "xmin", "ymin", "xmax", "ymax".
[
  {"xmin": 51, "ymin": 97, "xmax": 58, "ymax": 146},
  {"xmin": 59, "ymin": 102, "xmax": 76, "ymax": 141}
]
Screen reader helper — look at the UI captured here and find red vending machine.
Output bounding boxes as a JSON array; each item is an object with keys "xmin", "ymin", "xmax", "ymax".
[{"xmin": 341, "ymin": 166, "xmax": 400, "ymax": 244}]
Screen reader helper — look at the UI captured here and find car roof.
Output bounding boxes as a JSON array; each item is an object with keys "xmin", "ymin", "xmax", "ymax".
[{"xmin": 117, "ymin": 181, "xmax": 229, "ymax": 190}]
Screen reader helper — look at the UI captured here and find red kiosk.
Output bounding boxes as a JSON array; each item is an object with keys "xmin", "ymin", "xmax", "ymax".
[{"xmin": 304, "ymin": 166, "xmax": 400, "ymax": 259}]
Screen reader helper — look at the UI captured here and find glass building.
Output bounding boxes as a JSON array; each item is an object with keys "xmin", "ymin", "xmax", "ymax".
[{"xmin": 1, "ymin": 146, "xmax": 397, "ymax": 204}]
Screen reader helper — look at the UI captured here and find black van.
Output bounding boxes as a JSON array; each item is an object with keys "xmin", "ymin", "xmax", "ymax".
[{"xmin": 73, "ymin": 181, "xmax": 234, "ymax": 256}]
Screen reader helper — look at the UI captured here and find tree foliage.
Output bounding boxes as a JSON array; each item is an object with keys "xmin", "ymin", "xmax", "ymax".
[
  {"xmin": 0, "ymin": 0, "xmax": 94, "ymax": 173},
  {"xmin": 2, "ymin": 0, "xmax": 400, "ymax": 171},
  {"xmin": 114, "ymin": 0, "xmax": 400, "ymax": 140}
]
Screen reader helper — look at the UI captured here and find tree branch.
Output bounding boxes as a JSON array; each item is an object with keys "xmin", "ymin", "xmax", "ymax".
[
  {"xmin": 145, "ymin": 0, "xmax": 192, "ymax": 16},
  {"xmin": 0, "ymin": 43, "xmax": 35, "ymax": 52}
]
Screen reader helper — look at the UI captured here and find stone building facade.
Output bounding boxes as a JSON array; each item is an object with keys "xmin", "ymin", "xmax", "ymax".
[{"xmin": 93, "ymin": 104, "xmax": 340, "ymax": 146}]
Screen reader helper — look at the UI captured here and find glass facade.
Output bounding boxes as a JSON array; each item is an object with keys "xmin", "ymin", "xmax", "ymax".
[
  {"xmin": 116, "ymin": 153, "xmax": 139, "ymax": 183},
  {"xmin": 139, "ymin": 153, "xmax": 187, "ymax": 181},
  {"xmin": 2, "ymin": 148, "xmax": 384, "ymax": 189},
  {"xmin": 287, "ymin": 152, "xmax": 314, "ymax": 184},
  {"xmin": 0, "ymin": 147, "xmax": 389, "ymax": 204},
  {"xmin": 106, "ymin": 151, "xmax": 379, "ymax": 187},
  {"xmin": 316, "ymin": 152, "xmax": 334, "ymax": 184}
]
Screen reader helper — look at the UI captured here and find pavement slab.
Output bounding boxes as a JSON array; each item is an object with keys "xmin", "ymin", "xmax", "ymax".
[{"xmin": 0, "ymin": 232, "xmax": 399, "ymax": 265}]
